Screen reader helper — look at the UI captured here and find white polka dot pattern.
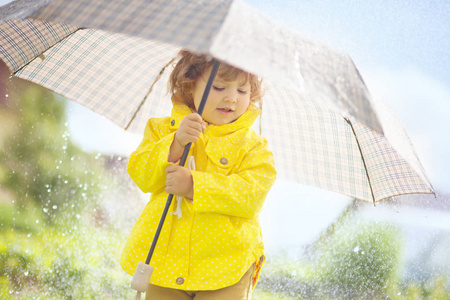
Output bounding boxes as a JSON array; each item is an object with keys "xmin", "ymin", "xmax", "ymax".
[{"xmin": 120, "ymin": 101, "xmax": 276, "ymax": 290}]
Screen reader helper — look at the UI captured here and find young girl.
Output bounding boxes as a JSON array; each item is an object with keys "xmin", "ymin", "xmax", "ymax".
[{"xmin": 121, "ymin": 50, "xmax": 276, "ymax": 300}]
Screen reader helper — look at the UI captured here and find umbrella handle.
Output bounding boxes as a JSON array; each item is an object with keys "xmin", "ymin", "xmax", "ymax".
[{"xmin": 142, "ymin": 59, "xmax": 220, "ymax": 268}]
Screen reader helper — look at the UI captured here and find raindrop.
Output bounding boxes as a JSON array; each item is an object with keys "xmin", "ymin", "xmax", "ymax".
[
  {"xmin": 353, "ymin": 245, "xmax": 360, "ymax": 253},
  {"xmin": 43, "ymin": 208, "xmax": 48, "ymax": 213},
  {"xmin": 36, "ymin": 219, "xmax": 39, "ymax": 223},
  {"xmin": 52, "ymin": 205, "xmax": 57, "ymax": 209}
]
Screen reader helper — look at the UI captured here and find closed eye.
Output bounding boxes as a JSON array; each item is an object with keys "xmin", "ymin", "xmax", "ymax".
[
  {"xmin": 238, "ymin": 89, "xmax": 248, "ymax": 94},
  {"xmin": 213, "ymin": 86, "xmax": 224, "ymax": 91}
]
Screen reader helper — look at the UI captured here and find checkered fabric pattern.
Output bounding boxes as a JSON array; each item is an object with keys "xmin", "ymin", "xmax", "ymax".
[
  {"xmin": 0, "ymin": 3, "xmax": 434, "ymax": 202},
  {"xmin": 0, "ymin": 18, "xmax": 77, "ymax": 72},
  {"xmin": 261, "ymin": 81, "xmax": 433, "ymax": 203},
  {"xmin": 0, "ymin": 0, "xmax": 383, "ymax": 133}
]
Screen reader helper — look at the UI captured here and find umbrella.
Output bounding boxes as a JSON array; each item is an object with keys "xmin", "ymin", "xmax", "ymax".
[
  {"xmin": 0, "ymin": 0, "xmax": 433, "ymax": 203},
  {"xmin": 0, "ymin": 0, "xmax": 434, "ymax": 295}
]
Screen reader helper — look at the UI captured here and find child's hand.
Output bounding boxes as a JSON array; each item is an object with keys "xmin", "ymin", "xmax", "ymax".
[
  {"xmin": 165, "ymin": 164, "xmax": 194, "ymax": 199},
  {"xmin": 175, "ymin": 113, "xmax": 206, "ymax": 147}
]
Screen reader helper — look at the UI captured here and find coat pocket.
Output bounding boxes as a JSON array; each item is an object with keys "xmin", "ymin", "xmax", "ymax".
[{"xmin": 204, "ymin": 139, "xmax": 242, "ymax": 175}]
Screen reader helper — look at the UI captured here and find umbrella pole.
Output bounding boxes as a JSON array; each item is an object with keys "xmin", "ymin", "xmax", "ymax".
[{"xmin": 131, "ymin": 60, "xmax": 221, "ymax": 296}]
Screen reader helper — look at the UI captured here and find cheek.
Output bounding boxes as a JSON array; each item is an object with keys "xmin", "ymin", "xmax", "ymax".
[{"xmin": 240, "ymin": 96, "xmax": 251, "ymax": 109}]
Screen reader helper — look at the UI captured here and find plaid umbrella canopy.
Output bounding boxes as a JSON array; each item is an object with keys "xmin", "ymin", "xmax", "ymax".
[{"xmin": 0, "ymin": 0, "xmax": 434, "ymax": 204}]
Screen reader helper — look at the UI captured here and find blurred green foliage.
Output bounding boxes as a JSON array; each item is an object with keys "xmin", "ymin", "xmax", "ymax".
[
  {"xmin": 0, "ymin": 203, "xmax": 134, "ymax": 299},
  {"xmin": 256, "ymin": 217, "xmax": 450, "ymax": 300},
  {"xmin": 0, "ymin": 73, "xmax": 131, "ymax": 298},
  {"xmin": 316, "ymin": 221, "xmax": 403, "ymax": 298},
  {"xmin": 0, "ymin": 83, "xmax": 103, "ymax": 225}
]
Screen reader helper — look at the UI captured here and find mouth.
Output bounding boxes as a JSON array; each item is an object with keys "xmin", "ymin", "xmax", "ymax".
[{"xmin": 217, "ymin": 107, "xmax": 234, "ymax": 114}]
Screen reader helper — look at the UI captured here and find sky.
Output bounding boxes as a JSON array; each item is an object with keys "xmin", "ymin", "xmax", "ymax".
[{"xmin": 2, "ymin": 0, "xmax": 449, "ymax": 255}]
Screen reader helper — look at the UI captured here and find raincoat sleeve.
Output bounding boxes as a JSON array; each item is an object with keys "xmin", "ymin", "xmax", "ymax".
[
  {"xmin": 191, "ymin": 138, "xmax": 276, "ymax": 219},
  {"xmin": 127, "ymin": 117, "xmax": 175, "ymax": 194}
]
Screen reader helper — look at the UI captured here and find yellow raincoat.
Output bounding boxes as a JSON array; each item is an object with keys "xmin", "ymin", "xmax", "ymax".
[{"xmin": 121, "ymin": 99, "xmax": 276, "ymax": 291}]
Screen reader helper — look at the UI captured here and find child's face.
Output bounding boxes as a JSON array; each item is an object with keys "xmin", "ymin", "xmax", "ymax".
[{"xmin": 192, "ymin": 66, "xmax": 251, "ymax": 125}]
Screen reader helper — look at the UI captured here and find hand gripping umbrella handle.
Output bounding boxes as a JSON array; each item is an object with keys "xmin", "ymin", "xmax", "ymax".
[{"xmin": 131, "ymin": 60, "xmax": 221, "ymax": 294}]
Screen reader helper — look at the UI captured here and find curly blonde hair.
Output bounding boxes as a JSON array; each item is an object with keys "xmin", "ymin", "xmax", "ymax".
[{"xmin": 169, "ymin": 50, "xmax": 263, "ymax": 111}]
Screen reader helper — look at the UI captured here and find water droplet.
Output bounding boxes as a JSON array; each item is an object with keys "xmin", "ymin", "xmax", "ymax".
[
  {"xmin": 43, "ymin": 208, "xmax": 48, "ymax": 213},
  {"xmin": 353, "ymin": 245, "xmax": 360, "ymax": 253},
  {"xmin": 52, "ymin": 205, "xmax": 58, "ymax": 209}
]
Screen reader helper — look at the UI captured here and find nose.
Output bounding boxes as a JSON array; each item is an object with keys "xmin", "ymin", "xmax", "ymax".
[{"xmin": 224, "ymin": 91, "xmax": 238, "ymax": 103}]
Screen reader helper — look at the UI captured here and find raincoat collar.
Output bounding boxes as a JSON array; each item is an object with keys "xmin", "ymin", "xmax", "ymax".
[{"xmin": 170, "ymin": 94, "xmax": 261, "ymax": 135}]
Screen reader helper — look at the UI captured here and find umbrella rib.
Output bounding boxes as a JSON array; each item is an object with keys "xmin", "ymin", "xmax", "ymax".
[
  {"xmin": 10, "ymin": 27, "xmax": 83, "ymax": 76},
  {"xmin": 125, "ymin": 57, "xmax": 177, "ymax": 130},
  {"xmin": 344, "ymin": 118, "xmax": 376, "ymax": 205}
]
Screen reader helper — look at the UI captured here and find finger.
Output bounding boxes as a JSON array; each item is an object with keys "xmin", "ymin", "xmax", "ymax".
[
  {"xmin": 187, "ymin": 115, "xmax": 205, "ymax": 129},
  {"xmin": 165, "ymin": 165, "xmax": 177, "ymax": 174},
  {"xmin": 184, "ymin": 128, "xmax": 202, "ymax": 139},
  {"xmin": 185, "ymin": 119, "xmax": 203, "ymax": 132},
  {"xmin": 188, "ymin": 113, "xmax": 203, "ymax": 122},
  {"xmin": 178, "ymin": 123, "xmax": 202, "ymax": 140},
  {"xmin": 165, "ymin": 186, "xmax": 173, "ymax": 194}
]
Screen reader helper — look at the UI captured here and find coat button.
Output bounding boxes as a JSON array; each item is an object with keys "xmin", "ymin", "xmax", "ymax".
[
  {"xmin": 176, "ymin": 277, "xmax": 184, "ymax": 285},
  {"xmin": 220, "ymin": 157, "xmax": 228, "ymax": 165},
  {"xmin": 170, "ymin": 119, "xmax": 175, "ymax": 126}
]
